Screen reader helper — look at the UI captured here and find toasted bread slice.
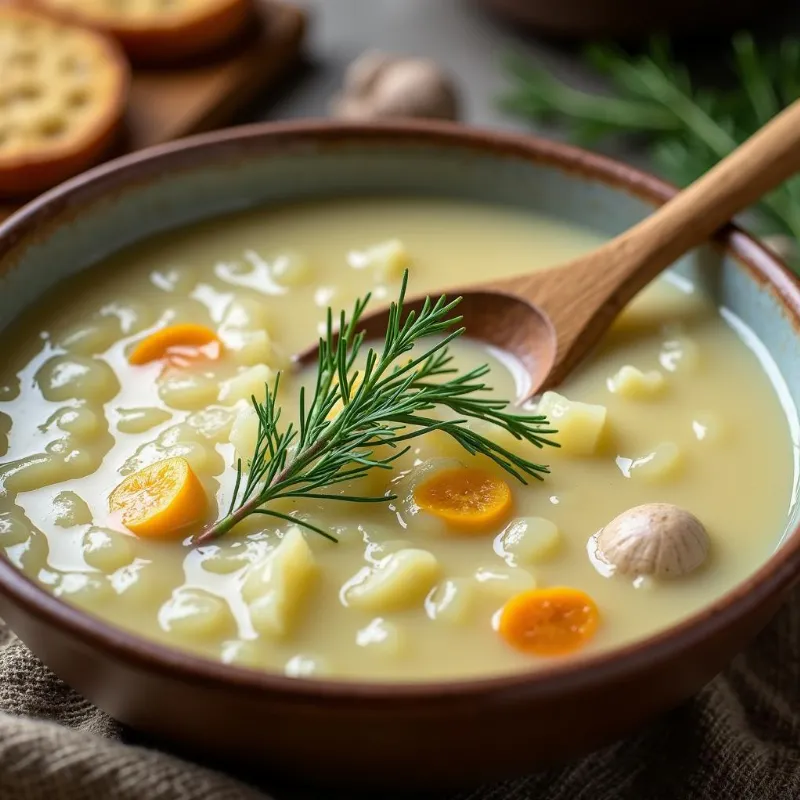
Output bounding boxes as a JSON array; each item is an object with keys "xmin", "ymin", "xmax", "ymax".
[
  {"xmin": 28, "ymin": 0, "xmax": 255, "ymax": 65},
  {"xmin": 0, "ymin": 6, "xmax": 129, "ymax": 198}
]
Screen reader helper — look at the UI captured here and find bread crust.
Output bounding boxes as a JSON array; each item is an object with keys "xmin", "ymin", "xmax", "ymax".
[
  {"xmin": 26, "ymin": 0, "xmax": 255, "ymax": 65},
  {"xmin": 0, "ymin": 5, "xmax": 130, "ymax": 198}
]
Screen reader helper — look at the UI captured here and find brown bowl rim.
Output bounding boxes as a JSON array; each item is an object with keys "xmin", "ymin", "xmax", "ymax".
[{"xmin": 1, "ymin": 118, "xmax": 799, "ymax": 703}]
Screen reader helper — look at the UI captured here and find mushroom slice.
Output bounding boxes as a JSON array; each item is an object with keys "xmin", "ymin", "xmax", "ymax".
[{"xmin": 596, "ymin": 503, "xmax": 709, "ymax": 578}]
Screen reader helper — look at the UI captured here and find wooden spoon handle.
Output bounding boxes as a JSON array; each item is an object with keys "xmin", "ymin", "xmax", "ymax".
[{"xmin": 570, "ymin": 97, "xmax": 800, "ymax": 300}]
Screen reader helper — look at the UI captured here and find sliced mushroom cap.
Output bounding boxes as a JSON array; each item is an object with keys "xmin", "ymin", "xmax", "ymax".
[{"xmin": 596, "ymin": 503, "xmax": 709, "ymax": 578}]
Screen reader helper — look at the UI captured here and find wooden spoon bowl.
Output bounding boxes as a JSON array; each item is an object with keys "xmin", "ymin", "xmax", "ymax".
[{"xmin": 298, "ymin": 99, "xmax": 800, "ymax": 401}]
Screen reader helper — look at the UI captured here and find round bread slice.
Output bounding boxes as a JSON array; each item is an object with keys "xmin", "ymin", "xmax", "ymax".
[
  {"xmin": 28, "ymin": 0, "xmax": 255, "ymax": 65},
  {"xmin": 0, "ymin": 6, "xmax": 129, "ymax": 198}
]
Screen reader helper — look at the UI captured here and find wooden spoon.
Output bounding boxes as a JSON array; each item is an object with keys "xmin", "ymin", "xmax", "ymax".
[{"xmin": 297, "ymin": 100, "xmax": 800, "ymax": 402}]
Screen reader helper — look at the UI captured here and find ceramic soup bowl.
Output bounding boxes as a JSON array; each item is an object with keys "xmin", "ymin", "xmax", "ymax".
[{"xmin": 0, "ymin": 121, "xmax": 798, "ymax": 790}]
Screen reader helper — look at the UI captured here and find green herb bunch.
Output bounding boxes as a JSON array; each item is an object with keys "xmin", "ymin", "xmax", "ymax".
[
  {"xmin": 499, "ymin": 33, "xmax": 800, "ymax": 267},
  {"xmin": 194, "ymin": 272, "xmax": 558, "ymax": 545}
]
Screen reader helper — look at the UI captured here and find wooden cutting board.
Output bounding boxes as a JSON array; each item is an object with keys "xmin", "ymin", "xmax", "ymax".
[{"xmin": 0, "ymin": 0, "xmax": 307, "ymax": 221}]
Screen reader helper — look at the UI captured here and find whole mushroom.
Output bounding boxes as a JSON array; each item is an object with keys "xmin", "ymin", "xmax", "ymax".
[
  {"xmin": 330, "ymin": 50, "xmax": 460, "ymax": 122},
  {"xmin": 596, "ymin": 503, "xmax": 710, "ymax": 579}
]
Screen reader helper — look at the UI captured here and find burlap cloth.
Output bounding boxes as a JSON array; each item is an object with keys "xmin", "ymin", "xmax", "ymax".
[{"xmin": 1, "ymin": 588, "xmax": 799, "ymax": 800}]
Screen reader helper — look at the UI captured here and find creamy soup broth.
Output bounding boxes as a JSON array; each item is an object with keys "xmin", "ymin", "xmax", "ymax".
[{"xmin": 0, "ymin": 197, "xmax": 794, "ymax": 680}]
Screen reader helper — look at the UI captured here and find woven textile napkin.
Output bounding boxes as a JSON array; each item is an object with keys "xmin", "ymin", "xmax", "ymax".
[{"xmin": 1, "ymin": 587, "xmax": 799, "ymax": 800}]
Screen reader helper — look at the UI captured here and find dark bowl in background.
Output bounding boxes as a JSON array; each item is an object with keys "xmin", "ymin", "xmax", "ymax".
[{"xmin": 475, "ymin": 0, "xmax": 791, "ymax": 38}]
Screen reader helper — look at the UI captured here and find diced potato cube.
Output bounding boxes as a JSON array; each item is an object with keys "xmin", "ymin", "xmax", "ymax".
[
  {"xmin": 53, "ymin": 491, "xmax": 92, "ymax": 528},
  {"xmin": 0, "ymin": 511, "xmax": 31, "ymax": 548},
  {"xmin": 35, "ymin": 355, "xmax": 120, "ymax": 404},
  {"xmin": 158, "ymin": 587, "xmax": 234, "ymax": 639},
  {"xmin": 495, "ymin": 517, "xmax": 560, "ymax": 566},
  {"xmin": 55, "ymin": 572, "xmax": 113, "ymax": 605},
  {"xmin": 120, "ymin": 437, "xmax": 216, "ymax": 478},
  {"xmin": 158, "ymin": 372, "xmax": 219, "ymax": 411},
  {"xmin": 58, "ymin": 318, "xmax": 122, "ymax": 355},
  {"xmin": 355, "ymin": 617, "xmax": 404, "ymax": 657},
  {"xmin": 342, "ymin": 548, "xmax": 440, "ymax": 612},
  {"xmin": 229, "ymin": 404, "xmax": 260, "ymax": 463},
  {"xmin": 606, "ymin": 365, "xmax": 665, "ymax": 399},
  {"xmin": 5, "ymin": 529, "xmax": 49, "ymax": 573},
  {"xmin": 110, "ymin": 560, "xmax": 177, "ymax": 608},
  {"xmin": 474, "ymin": 565, "xmax": 535, "ymax": 600},
  {"xmin": 158, "ymin": 423, "xmax": 206, "ymax": 447},
  {"xmin": 424, "ymin": 578, "xmax": 475, "ymax": 625},
  {"xmin": 537, "ymin": 391, "xmax": 607, "ymax": 456},
  {"xmin": 201, "ymin": 542, "xmax": 259, "ymax": 575},
  {"xmin": 82, "ymin": 526, "xmax": 135, "ymax": 572},
  {"xmin": 219, "ymin": 364, "xmax": 275, "ymax": 406},
  {"xmin": 187, "ymin": 407, "xmax": 235, "ymax": 443},
  {"xmin": 348, "ymin": 239, "xmax": 410, "ymax": 282},
  {"xmin": 1, "ymin": 453, "xmax": 69, "ymax": 494},
  {"xmin": 623, "ymin": 441, "xmax": 682, "ymax": 483},
  {"xmin": 242, "ymin": 527, "xmax": 318, "ymax": 639},
  {"xmin": 222, "ymin": 329, "xmax": 274, "ymax": 367}
]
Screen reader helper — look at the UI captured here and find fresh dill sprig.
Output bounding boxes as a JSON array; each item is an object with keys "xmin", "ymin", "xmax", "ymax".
[
  {"xmin": 194, "ymin": 271, "xmax": 558, "ymax": 546},
  {"xmin": 498, "ymin": 32, "xmax": 800, "ymax": 267}
]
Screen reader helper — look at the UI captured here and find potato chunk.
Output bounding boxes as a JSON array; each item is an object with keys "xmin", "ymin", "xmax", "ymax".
[
  {"xmin": 219, "ymin": 364, "xmax": 275, "ymax": 406},
  {"xmin": 242, "ymin": 527, "xmax": 318, "ymax": 639},
  {"xmin": 82, "ymin": 526, "xmax": 135, "ymax": 572},
  {"xmin": 348, "ymin": 239, "xmax": 410, "ymax": 282},
  {"xmin": 341, "ymin": 548, "xmax": 440, "ymax": 612},
  {"xmin": 53, "ymin": 491, "xmax": 92, "ymax": 528},
  {"xmin": 58, "ymin": 318, "xmax": 122, "ymax": 355},
  {"xmin": 495, "ymin": 517, "xmax": 560, "ymax": 566},
  {"xmin": 625, "ymin": 442, "xmax": 683, "ymax": 483},
  {"xmin": 158, "ymin": 588, "xmax": 234, "ymax": 639},
  {"xmin": 537, "ymin": 391, "xmax": 607, "ymax": 456},
  {"xmin": 229, "ymin": 404, "xmax": 260, "ymax": 463},
  {"xmin": 606, "ymin": 365, "xmax": 665, "ymax": 399},
  {"xmin": 186, "ymin": 407, "xmax": 235, "ymax": 442},
  {"xmin": 36, "ymin": 355, "xmax": 120, "ymax": 403},
  {"xmin": 158, "ymin": 372, "xmax": 219, "ymax": 411},
  {"xmin": 474, "ymin": 565, "xmax": 535, "ymax": 600},
  {"xmin": 226, "ymin": 330, "xmax": 274, "ymax": 367},
  {"xmin": 424, "ymin": 578, "xmax": 475, "ymax": 625}
]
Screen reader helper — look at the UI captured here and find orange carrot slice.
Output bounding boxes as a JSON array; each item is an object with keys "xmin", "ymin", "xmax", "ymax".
[
  {"xmin": 498, "ymin": 587, "xmax": 599, "ymax": 656},
  {"xmin": 413, "ymin": 467, "xmax": 512, "ymax": 531},
  {"xmin": 109, "ymin": 456, "xmax": 207, "ymax": 538},
  {"xmin": 128, "ymin": 323, "xmax": 219, "ymax": 365}
]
